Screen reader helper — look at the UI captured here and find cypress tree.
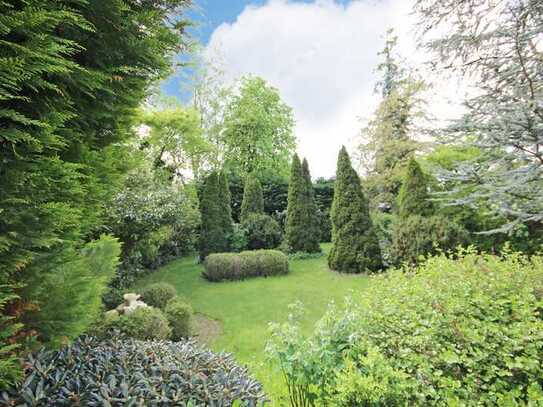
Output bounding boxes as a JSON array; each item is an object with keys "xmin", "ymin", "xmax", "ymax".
[
  {"xmin": 285, "ymin": 154, "xmax": 306, "ymax": 252},
  {"xmin": 329, "ymin": 147, "xmax": 382, "ymax": 273},
  {"xmin": 199, "ymin": 172, "xmax": 226, "ymax": 259},
  {"xmin": 397, "ymin": 158, "xmax": 434, "ymax": 218},
  {"xmin": 218, "ymin": 171, "xmax": 233, "ymax": 251},
  {"xmin": 301, "ymin": 158, "xmax": 322, "ymax": 253},
  {"xmin": 240, "ymin": 173, "xmax": 264, "ymax": 222}
]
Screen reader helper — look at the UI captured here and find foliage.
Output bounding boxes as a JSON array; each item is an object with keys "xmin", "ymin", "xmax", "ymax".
[
  {"xmin": 285, "ymin": 155, "xmax": 321, "ymax": 253},
  {"xmin": 316, "ymin": 209, "xmax": 332, "ymax": 243},
  {"xmin": 268, "ymin": 250, "xmax": 543, "ymax": 405},
  {"xmin": 415, "ymin": 0, "xmax": 543, "ymax": 230},
  {"xmin": 141, "ymin": 105, "xmax": 213, "ymax": 182},
  {"xmin": 199, "ymin": 171, "xmax": 229, "ymax": 260},
  {"xmin": 301, "ymin": 159, "xmax": 322, "ymax": 253},
  {"xmin": 141, "ymin": 282, "xmax": 177, "ymax": 310},
  {"xmin": 242, "ymin": 214, "xmax": 283, "ymax": 250},
  {"xmin": 222, "ymin": 76, "xmax": 296, "ymax": 177},
  {"xmin": 2, "ymin": 335, "xmax": 267, "ymax": 406},
  {"xmin": 371, "ymin": 212, "xmax": 396, "ymax": 266},
  {"xmin": 0, "ymin": 0, "xmax": 191, "ymax": 345},
  {"xmin": 390, "ymin": 215, "xmax": 469, "ymax": 265},
  {"xmin": 357, "ymin": 30, "xmax": 426, "ymax": 211},
  {"xmin": 287, "ymin": 251, "xmax": 325, "ymax": 261},
  {"xmin": 218, "ymin": 171, "xmax": 234, "ymax": 246},
  {"xmin": 22, "ymin": 235, "xmax": 120, "ymax": 346},
  {"xmin": 397, "ymin": 158, "xmax": 434, "ymax": 218},
  {"xmin": 329, "ymin": 147, "xmax": 383, "ymax": 273},
  {"xmin": 165, "ymin": 297, "xmax": 193, "ymax": 340},
  {"xmin": 108, "ymin": 307, "xmax": 172, "ymax": 341},
  {"xmin": 0, "ymin": 286, "xmax": 23, "ymax": 390},
  {"xmin": 203, "ymin": 250, "xmax": 289, "ymax": 282},
  {"xmin": 241, "ymin": 173, "xmax": 265, "ymax": 222},
  {"xmin": 229, "ymin": 223, "xmax": 249, "ymax": 253}
]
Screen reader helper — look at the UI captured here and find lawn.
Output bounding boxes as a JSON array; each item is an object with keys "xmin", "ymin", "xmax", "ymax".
[{"xmin": 132, "ymin": 244, "xmax": 373, "ymax": 403}]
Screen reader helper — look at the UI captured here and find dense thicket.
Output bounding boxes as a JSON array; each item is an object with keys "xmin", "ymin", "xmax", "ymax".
[
  {"xmin": 218, "ymin": 171, "xmax": 234, "ymax": 245},
  {"xmin": 329, "ymin": 147, "xmax": 382, "ymax": 273},
  {"xmin": 240, "ymin": 173, "xmax": 264, "ymax": 221},
  {"xmin": 0, "ymin": 0, "xmax": 191, "ymax": 358}
]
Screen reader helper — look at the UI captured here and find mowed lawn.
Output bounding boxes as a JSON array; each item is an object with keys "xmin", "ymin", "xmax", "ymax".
[{"xmin": 132, "ymin": 244, "xmax": 373, "ymax": 403}]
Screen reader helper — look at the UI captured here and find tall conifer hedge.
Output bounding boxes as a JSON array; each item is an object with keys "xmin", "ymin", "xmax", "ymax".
[
  {"xmin": 328, "ymin": 147, "xmax": 382, "ymax": 273},
  {"xmin": 240, "ymin": 174, "xmax": 264, "ymax": 222}
]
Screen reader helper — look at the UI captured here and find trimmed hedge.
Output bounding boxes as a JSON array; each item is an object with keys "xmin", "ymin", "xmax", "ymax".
[
  {"xmin": 3, "ymin": 336, "xmax": 267, "ymax": 405},
  {"xmin": 140, "ymin": 282, "xmax": 177, "ymax": 309},
  {"xmin": 165, "ymin": 297, "xmax": 192, "ymax": 340},
  {"xmin": 203, "ymin": 250, "xmax": 289, "ymax": 282},
  {"xmin": 105, "ymin": 307, "xmax": 172, "ymax": 340}
]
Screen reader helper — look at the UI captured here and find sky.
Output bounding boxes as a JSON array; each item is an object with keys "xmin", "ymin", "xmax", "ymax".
[{"xmin": 162, "ymin": 0, "xmax": 465, "ymax": 178}]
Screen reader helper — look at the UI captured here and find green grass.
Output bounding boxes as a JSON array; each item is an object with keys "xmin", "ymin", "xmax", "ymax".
[{"xmin": 132, "ymin": 244, "xmax": 373, "ymax": 403}]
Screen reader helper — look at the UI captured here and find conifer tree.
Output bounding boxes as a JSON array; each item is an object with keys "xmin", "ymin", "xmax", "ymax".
[
  {"xmin": 301, "ymin": 159, "xmax": 322, "ymax": 253},
  {"xmin": 285, "ymin": 154, "xmax": 306, "ymax": 252},
  {"xmin": 329, "ymin": 147, "xmax": 382, "ymax": 273},
  {"xmin": 240, "ymin": 173, "xmax": 264, "ymax": 222},
  {"xmin": 200, "ymin": 172, "xmax": 227, "ymax": 259},
  {"xmin": 218, "ymin": 171, "xmax": 233, "ymax": 251},
  {"xmin": 397, "ymin": 158, "xmax": 434, "ymax": 218}
]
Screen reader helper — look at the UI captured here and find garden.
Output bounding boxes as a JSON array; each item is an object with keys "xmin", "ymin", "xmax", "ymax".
[{"xmin": 1, "ymin": 0, "xmax": 543, "ymax": 406}]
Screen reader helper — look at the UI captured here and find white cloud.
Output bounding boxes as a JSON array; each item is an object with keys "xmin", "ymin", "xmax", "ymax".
[{"xmin": 205, "ymin": 0, "xmax": 465, "ymax": 177}]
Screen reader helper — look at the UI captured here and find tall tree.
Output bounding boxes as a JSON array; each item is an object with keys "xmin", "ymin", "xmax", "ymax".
[
  {"xmin": 415, "ymin": 0, "xmax": 543, "ymax": 231},
  {"xmin": 240, "ymin": 173, "xmax": 264, "ymax": 222},
  {"xmin": 199, "ymin": 172, "xmax": 226, "ymax": 260},
  {"xmin": 329, "ymin": 147, "xmax": 382, "ymax": 273},
  {"xmin": 0, "ymin": 0, "xmax": 191, "ymax": 346},
  {"xmin": 301, "ymin": 159, "xmax": 322, "ymax": 253},
  {"xmin": 218, "ymin": 171, "xmax": 233, "ymax": 249},
  {"xmin": 358, "ymin": 30, "xmax": 427, "ymax": 211},
  {"xmin": 285, "ymin": 154, "xmax": 307, "ymax": 253},
  {"xmin": 397, "ymin": 158, "xmax": 434, "ymax": 218},
  {"xmin": 222, "ymin": 76, "xmax": 296, "ymax": 177}
]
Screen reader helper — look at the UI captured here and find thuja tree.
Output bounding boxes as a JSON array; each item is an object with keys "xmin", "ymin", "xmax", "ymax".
[
  {"xmin": 392, "ymin": 157, "xmax": 468, "ymax": 265},
  {"xmin": 0, "ymin": 0, "xmax": 191, "ymax": 348},
  {"xmin": 329, "ymin": 147, "xmax": 382, "ymax": 273},
  {"xmin": 285, "ymin": 154, "xmax": 307, "ymax": 252},
  {"xmin": 200, "ymin": 172, "xmax": 228, "ymax": 260},
  {"xmin": 301, "ymin": 158, "xmax": 322, "ymax": 253},
  {"xmin": 397, "ymin": 158, "xmax": 434, "ymax": 218},
  {"xmin": 218, "ymin": 171, "xmax": 233, "ymax": 247},
  {"xmin": 415, "ymin": 0, "xmax": 543, "ymax": 231},
  {"xmin": 240, "ymin": 173, "xmax": 264, "ymax": 222}
]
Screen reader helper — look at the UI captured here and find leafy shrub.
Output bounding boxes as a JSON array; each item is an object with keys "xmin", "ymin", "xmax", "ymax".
[
  {"xmin": 107, "ymin": 307, "xmax": 171, "ymax": 340},
  {"xmin": 204, "ymin": 250, "xmax": 289, "ymax": 282},
  {"xmin": 390, "ymin": 215, "xmax": 468, "ymax": 265},
  {"xmin": 268, "ymin": 250, "xmax": 543, "ymax": 405},
  {"xmin": 242, "ymin": 213, "xmax": 283, "ymax": 250},
  {"xmin": 140, "ymin": 282, "xmax": 177, "ymax": 309},
  {"xmin": 0, "ymin": 286, "xmax": 23, "ymax": 390},
  {"xmin": 372, "ymin": 211, "xmax": 396, "ymax": 266},
  {"xmin": 23, "ymin": 235, "xmax": 121, "ymax": 346},
  {"xmin": 229, "ymin": 223, "xmax": 249, "ymax": 252},
  {"xmin": 3, "ymin": 336, "xmax": 267, "ymax": 405},
  {"xmin": 165, "ymin": 297, "xmax": 193, "ymax": 340}
]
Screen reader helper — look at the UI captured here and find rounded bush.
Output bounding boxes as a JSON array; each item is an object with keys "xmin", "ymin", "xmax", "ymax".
[
  {"xmin": 203, "ymin": 250, "xmax": 289, "ymax": 282},
  {"xmin": 241, "ymin": 213, "xmax": 282, "ymax": 250},
  {"xmin": 5, "ymin": 336, "xmax": 267, "ymax": 405},
  {"xmin": 112, "ymin": 307, "xmax": 171, "ymax": 340},
  {"xmin": 390, "ymin": 214, "xmax": 468, "ymax": 265},
  {"xmin": 165, "ymin": 297, "xmax": 193, "ymax": 340},
  {"xmin": 140, "ymin": 282, "xmax": 176, "ymax": 309}
]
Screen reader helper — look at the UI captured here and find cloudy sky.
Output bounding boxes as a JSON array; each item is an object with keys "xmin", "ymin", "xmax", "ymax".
[{"xmin": 162, "ymin": 0, "xmax": 465, "ymax": 178}]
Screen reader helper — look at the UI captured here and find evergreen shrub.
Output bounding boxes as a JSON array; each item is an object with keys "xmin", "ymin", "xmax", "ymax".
[
  {"xmin": 242, "ymin": 213, "xmax": 283, "ymax": 250},
  {"xmin": 165, "ymin": 297, "xmax": 193, "ymax": 340},
  {"xmin": 106, "ymin": 307, "xmax": 171, "ymax": 340},
  {"xmin": 4, "ymin": 336, "xmax": 267, "ymax": 405},
  {"xmin": 203, "ymin": 250, "xmax": 289, "ymax": 282},
  {"xmin": 140, "ymin": 282, "xmax": 177, "ymax": 310}
]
